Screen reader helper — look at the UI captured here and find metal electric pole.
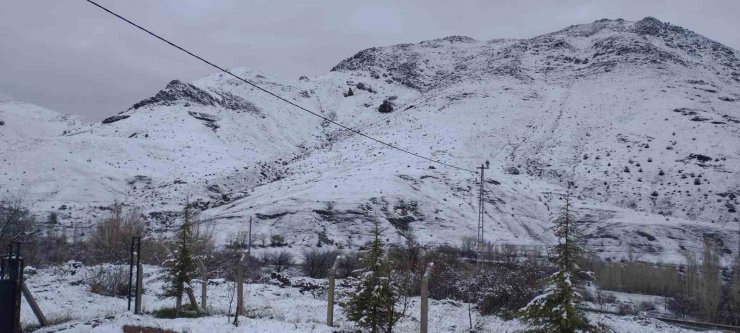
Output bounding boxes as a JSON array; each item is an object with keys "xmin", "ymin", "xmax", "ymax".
[{"xmin": 476, "ymin": 161, "xmax": 490, "ymax": 253}]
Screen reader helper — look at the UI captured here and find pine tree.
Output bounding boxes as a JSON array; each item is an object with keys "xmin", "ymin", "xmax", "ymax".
[
  {"xmin": 517, "ymin": 195, "xmax": 592, "ymax": 333},
  {"xmin": 345, "ymin": 221, "xmax": 401, "ymax": 333},
  {"xmin": 163, "ymin": 204, "xmax": 196, "ymax": 314}
]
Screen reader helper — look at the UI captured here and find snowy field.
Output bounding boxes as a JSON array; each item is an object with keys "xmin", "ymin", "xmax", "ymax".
[{"xmin": 21, "ymin": 263, "xmax": 715, "ymax": 333}]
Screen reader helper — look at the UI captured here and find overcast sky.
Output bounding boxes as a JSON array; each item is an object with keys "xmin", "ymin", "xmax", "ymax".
[{"xmin": 1, "ymin": 0, "xmax": 739, "ymax": 121}]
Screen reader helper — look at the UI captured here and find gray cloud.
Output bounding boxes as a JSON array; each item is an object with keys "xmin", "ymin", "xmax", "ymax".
[{"xmin": 1, "ymin": 0, "xmax": 738, "ymax": 120}]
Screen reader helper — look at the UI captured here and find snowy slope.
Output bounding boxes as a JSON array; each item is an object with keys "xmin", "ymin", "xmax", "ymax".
[{"xmin": 2, "ymin": 17, "xmax": 739, "ymax": 264}]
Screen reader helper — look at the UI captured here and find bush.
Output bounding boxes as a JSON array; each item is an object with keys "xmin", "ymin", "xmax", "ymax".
[
  {"xmin": 336, "ymin": 251, "xmax": 363, "ymax": 278},
  {"xmin": 302, "ymin": 249, "xmax": 340, "ymax": 278},
  {"xmin": 425, "ymin": 246, "xmax": 471, "ymax": 300},
  {"xmin": 665, "ymin": 292, "xmax": 702, "ymax": 319},
  {"xmin": 151, "ymin": 307, "xmax": 204, "ymax": 319},
  {"xmin": 139, "ymin": 238, "xmax": 172, "ymax": 266},
  {"xmin": 226, "ymin": 230, "xmax": 250, "ymax": 249},
  {"xmin": 208, "ymin": 249, "xmax": 262, "ymax": 281},
  {"xmin": 639, "ymin": 301, "xmax": 657, "ymax": 312},
  {"xmin": 89, "ymin": 265, "xmax": 129, "ymax": 297},
  {"xmin": 266, "ymin": 251, "xmax": 294, "ymax": 272},
  {"xmin": 270, "ymin": 234, "xmax": 286, "ymax": 247},
  {"xmin": 89, "ymin": 202, "xmax": 145, "ymax": 263},
  {"xmin": 0, "ymin": 197, "xmax": 36, "ymax": 252},
  {"xmin": 478, "ymin": 259, "xmax": 550, "ymax": 317},
  {"xmin": 617, "ymin": 303, "xmax": 638, "ymax": 315}
]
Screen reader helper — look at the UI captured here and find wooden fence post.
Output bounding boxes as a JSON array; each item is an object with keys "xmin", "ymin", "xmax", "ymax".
[
  {"xmin": 186, "ymin": 286, "xmax": 200, "ymax": 313},
  {"xmin": 198, "ymin": 259, "xmax": 208, "ymax": 313},
  {"xmin": 236, "ymin": 253, "xmax": 246, "ymax": 316},
  {"xmin": 134, "ymin": 262, "xmax": 143, "ymax": 314},
  {"xmin": 21, "ymin": 282, "xmax": 48, "ymax": 327},
  {"xmin": 420, "ymin": 262, "xmax": 434, "ymax": 333},
  {"xmin": 326, "ymin": 256, "xmax": 342, "ymax": 327}
]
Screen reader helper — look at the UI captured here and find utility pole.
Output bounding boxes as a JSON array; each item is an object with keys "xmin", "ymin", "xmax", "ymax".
[
  {"xmin": 468, "ymin": 161, "xmax": 489, "ymax": 331},
  {"xmin": 476, "ymin": 161, "xmax": 490, "ymax": 253},
  {"xmin": 247, "ymin": 217, "xmax": 252, "ymax": 257}
]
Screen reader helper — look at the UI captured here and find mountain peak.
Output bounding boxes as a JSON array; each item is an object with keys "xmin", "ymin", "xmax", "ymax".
[
  {"xmin": 633, "ymin": 16, "xmax": 679, "ymax": 36},
  {"xmin": 433, "ymin": 35, "xmax": 477, "ymax": 43}
]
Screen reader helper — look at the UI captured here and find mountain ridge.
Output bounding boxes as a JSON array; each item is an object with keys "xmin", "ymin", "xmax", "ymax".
[{"xmin": 1, "ymin": 17, "xmax": 738, "ymax": 264}]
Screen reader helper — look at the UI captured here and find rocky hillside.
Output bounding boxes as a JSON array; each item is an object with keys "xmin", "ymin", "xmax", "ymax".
[{"xmin": 1, "ymin": 17, "xmax": 738, "ymax": 264}]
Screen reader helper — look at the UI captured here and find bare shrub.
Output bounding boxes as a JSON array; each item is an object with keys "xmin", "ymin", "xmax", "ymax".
[
  {"xmin": 639, "ymin": 301, "xmax": 657, "ymax": 312},
  {"xmin": 478, "ymin": 258, "xmax": 550, "ymax": 317},
  {"xmin": 225, "ymin": 229, "xmax": 250, "ymax": 249},
  {"xmin": 425, "ymin": 245, "xmax": 471, "ymax": 300},
  {"xmin": 668, "ymin": 293, "xmax": 701, "ymax": 318},
  {"xmin": 90, "ymin": 201, "xmax": 145, "ymax": 263},
  {"xmin": 267, "ymin": 251, "xmax": 294, "ymax": 272},
  {"xmin": 617, "ymin": 303, "xmax": 638, "ymax": 315},
  {"xmin": 89, "ymin": 265, "xmax": 129, "ymax": 297},
  {"xmin": 0, "ymin": 196, "xmax": 37, "ymax": 251},
  {"xmin": 139, "ymin": 237, "xmax": 172, "ymax": 266},
  {"xmin": 302, "ymin": 249, "xmax": 340, "ymax": 278},
  {"xmin": 336, "ymin": 251, "xmax": 363, "ymax": 278},
  {"xmin": 190, "ymin": 214, "xmax": 215, "ymax": 259},
  {"xmin": 460, "ymin": 236, "xmax": 477, "ymax": 257},
  {"xmin": 207, "ymin": 249, "xmax": 262, "ymax": 281}
]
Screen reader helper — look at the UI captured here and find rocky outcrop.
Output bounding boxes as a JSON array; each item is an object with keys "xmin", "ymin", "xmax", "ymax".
[
  {"xmin": 101, "ymin": 114, "xmax": 130, "ymax": 124},
  {"xmin": 188, "ymin": 111, "xmax": 220, "ymax": 130},
  {"xmin": 131, "ymin": 80, "xmax": 264, "ymax": 116},
  {"xmin": 188, "ymin": 111, "xmax": 219, "ymax": 122}
]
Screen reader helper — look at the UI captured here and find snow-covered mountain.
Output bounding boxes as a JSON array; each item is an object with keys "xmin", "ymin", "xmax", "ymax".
[{"xmin": 2, "ymin": 17, "xmax": 739, "ymax": 264}]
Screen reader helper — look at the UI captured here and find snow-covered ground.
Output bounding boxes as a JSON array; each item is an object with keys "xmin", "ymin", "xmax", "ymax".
[{"xmin": 22, "ymin": 264, "xmax": 714, "ymax": 333}]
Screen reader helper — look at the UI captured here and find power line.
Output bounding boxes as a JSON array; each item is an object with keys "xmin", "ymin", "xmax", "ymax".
[{"xmin": 83, "ymin": 0, "xmax": 476, "ymax": 174}]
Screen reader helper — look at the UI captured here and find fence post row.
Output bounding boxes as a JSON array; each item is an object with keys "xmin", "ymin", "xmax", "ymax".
[
  {"xmin": 420, "ymin": 262, "xmax": 434, "ymax": 333},
  {"xmin": 326, "ymin": 256, "xmax": 342, "ymax": 327}
]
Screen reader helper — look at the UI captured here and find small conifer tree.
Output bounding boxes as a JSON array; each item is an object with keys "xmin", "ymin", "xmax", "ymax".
[
  {"xmin": 345, "ymin": 221, "xmax": 401, "ymax": 333},
  {"xmin": 517, "ymin": 194, "xmax": 592, "ymax": 333},
  {"xmin": 163, "ymin": 204, "xmax": 196, "ymax": 314}
]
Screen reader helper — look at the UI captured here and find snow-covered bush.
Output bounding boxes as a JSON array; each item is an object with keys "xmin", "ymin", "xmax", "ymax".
[{"xmin": 270, "ymin": 234, "xmax": 287, "ymax": 247}]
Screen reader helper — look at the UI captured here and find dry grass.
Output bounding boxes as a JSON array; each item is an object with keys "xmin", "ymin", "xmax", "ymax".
[{"xmin": 122, "ymin": 325, "xmax": 177, "ymax": 333}]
